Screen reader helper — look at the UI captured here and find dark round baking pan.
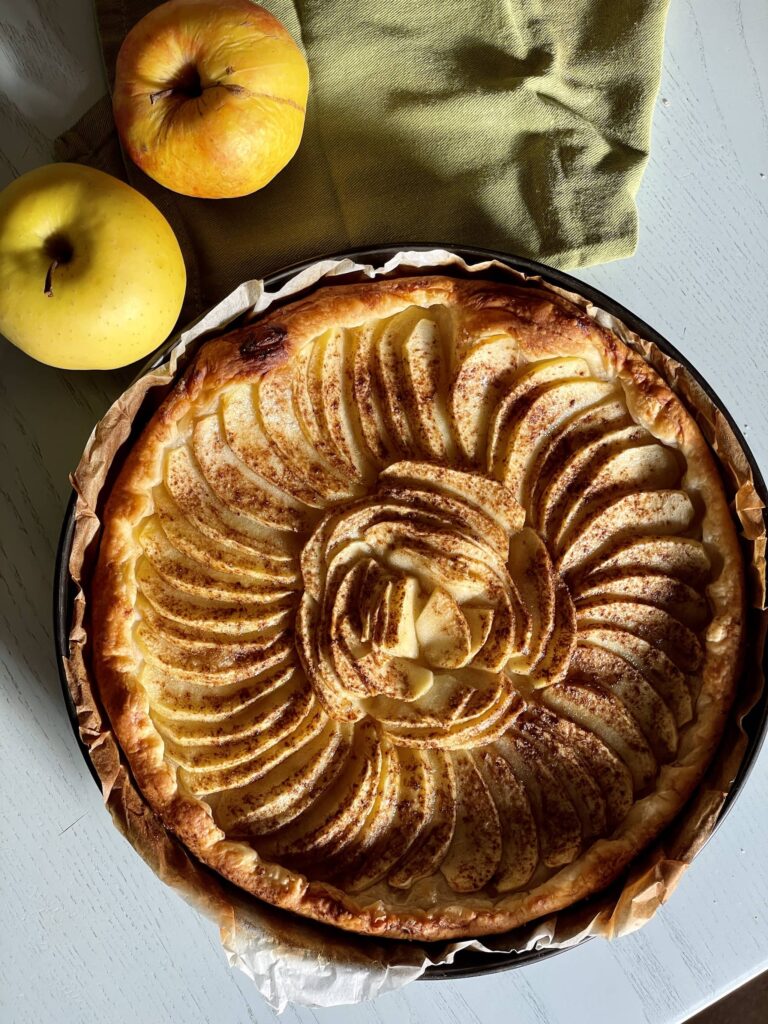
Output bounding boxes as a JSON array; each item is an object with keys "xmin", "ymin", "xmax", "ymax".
[{"xmin": 54, "ymin": 243, "xmax": 768, "ymax": 982}]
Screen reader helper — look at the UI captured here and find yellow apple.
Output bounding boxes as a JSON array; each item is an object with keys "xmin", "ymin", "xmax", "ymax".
[
  {"xmin": 113, "ymin": 0, "xmax": 309, "ymax": 199},
  {"xmin": 0, "ymin": 163, "xmax": 186, "ymax": 370}
]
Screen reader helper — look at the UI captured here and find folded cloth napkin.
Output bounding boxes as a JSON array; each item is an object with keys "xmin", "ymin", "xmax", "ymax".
[{"xmin": 56, "ymin": 0, "xmax": 670, "ymax": 319}]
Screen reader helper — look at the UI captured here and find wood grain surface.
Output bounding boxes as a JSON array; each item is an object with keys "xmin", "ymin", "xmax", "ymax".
[{"xmin": 1, "ymin": 1, "xmax": 767, "ymax": 1022}]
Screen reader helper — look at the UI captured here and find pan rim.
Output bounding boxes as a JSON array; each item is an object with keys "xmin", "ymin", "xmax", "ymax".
[{"xmin": 53, "ymin": 242, "xmax": 768, "ymax": 981}]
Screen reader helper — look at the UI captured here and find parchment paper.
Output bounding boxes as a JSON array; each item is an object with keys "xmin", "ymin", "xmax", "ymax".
[{"xmin": 62, "ymin": 249, "xmax": 768, "ymax": 1010}]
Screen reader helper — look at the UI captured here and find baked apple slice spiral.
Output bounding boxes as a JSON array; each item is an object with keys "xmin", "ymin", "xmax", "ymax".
[{"xmin": 119, "ymin": 290, "xmax": 728, "ymax": 913}]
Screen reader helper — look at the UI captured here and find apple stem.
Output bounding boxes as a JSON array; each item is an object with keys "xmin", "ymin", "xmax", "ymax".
[
  {"xmin": 44, "ymin": 259, "xmax": 59, "ymax": 298},
  {"xmin": 148, "ymin": 79, "xmax": 249, "ymax": 104},
  {"xmin": 149, "ymin": 87, "xmax": 175, "ymax": 104}
]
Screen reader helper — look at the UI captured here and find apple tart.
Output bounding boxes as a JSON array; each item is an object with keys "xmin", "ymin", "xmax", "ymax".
[{"xmin": 93, "ymin": 275, "xmax": 745, "ymax": 939}]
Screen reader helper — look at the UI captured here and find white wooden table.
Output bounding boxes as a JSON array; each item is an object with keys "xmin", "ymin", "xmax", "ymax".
[{"xmin": 1, "ymin": 2, "xmax": 767, "ymax": 1022}]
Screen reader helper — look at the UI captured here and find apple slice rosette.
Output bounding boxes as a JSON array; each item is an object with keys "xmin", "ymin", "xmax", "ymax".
[{"xmin": 92, "ymin": 275, "xmax": 744, "ymax": 940}]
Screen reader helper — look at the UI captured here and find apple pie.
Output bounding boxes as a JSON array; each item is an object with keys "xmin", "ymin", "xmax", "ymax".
[{"xmin": 92, "ymin": 275, "xmax": 745, "ymax": 939}]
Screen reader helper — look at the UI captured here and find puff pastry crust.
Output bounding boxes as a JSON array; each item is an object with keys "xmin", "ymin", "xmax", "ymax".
[{"xmin": 92, "ymin": 276, "xmax": 745, "ymax": 939}]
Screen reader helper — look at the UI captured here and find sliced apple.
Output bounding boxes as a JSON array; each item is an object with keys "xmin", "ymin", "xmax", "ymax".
[
  {"xmin": 351, "ymin": 320, "xmax": 398, "ymax": 464},
  {"xmin": 176, "ymin": 697, "xmax": 328, "ymax": 796},
  {"xmin": 359, "ymin": 558, "xmax": 391, "ymax": 643},
  {"xmin": 374, "ymin": 526, "xmax": 493, "ymax": 604},
  {"xmin": 301, "ymin": 328, "xmax": 366, "ymax": 480},
  {"xmin": 221, "ymin": 383, "xmax": 328, "ymax": 507},
  {"xmin": 526, "ymin": 577, "xmax": 576, "ymax": 688},
  {"xmin": 136, "ymin": 584, "xmax": 287, "ymax": 638},
  {"xmin": 376, "ymin": 679, "xmax": 519, "ymax": 749},
  {"xmin": 513, "ymin": 710, "xmax": 607, "ymax": 839},
  {"xmin": 449, "ymin": 335, "xmax": 521, "ymax": 464},
  {"xmin": 440, "ymin": 751, "xmax": 502, "ymax": 892},
  {"xmin": 297, "ymin": 507, "xmax": 338, "ymax": 601},
  {"xmin": 136, "ymin": 612, "xmax": 292, "ymax": 684},
  {"xmin": 136, "ymin": 559, "xmax": 294, "ymax": 636},
  {"xmin": 307, "ymin": 499, "xmax": 452, "ymax": 585},
  {"xmin": 373, "ymin": 575, "xmax": 421, "ymax": 659},
  {"xmin": 355, "ymin": 651, "xmax": 434, "ymax": 700},
  {"xmin": 470, "ymin": 589, "xmax": 520, "ymax": 672},
  {"xmin": 576, "ymin": 572, "xmax": 709, "ymax": 631},
  {"xmin": 464, "ymin": 606, "xmax": 495, "ymax": 658},
  {"xmin": 324, "ymin": 739, "xmax": 402, "ymax": 882},
  {"xmin": 555, "ymin": 444, "xmax": 681, "ymax": 553},
  {"xmin": 576, "ymin": 599, "xmax": 704, "ymax": 672},
  {"xmin": 535, "ymin": 708, "xmax": 633, "ymax": 829},
  {"xmin": 337, "ymin": 324, "xmax": 385, "ymax": 475},
  {"xmin": 389, "ymin": 749, "xmax": 457, "ymax": 887},
  {"xmin": 379, "ymin": 461, "xmax": 525, "ymax": 536},
  {"xmin": 139, "ymin": 519, "xmax": 292, "ymax": 603},
  {"xmin": 321, "ymin": 562, "xmax": 377, "ymax": 697},
  {"xmin": 255, "ymin": 363, "xmax": 352, "ymax": 500},
  {"xmin": 580, "ymin": 535, "xmax": 711, "ymax": 588},
  {"xmin": 486, "ymin": 357, "xmax": 592, "ymax": 469},
  {"xmin": 301, "ymin": 733, "xmax": 399, "ymax": 876},
  {"xmin": 193, "ymin": 414, "xmax": 313, "ymax": 531},
  {"xmin": 506, "ymin": 527, "xmax": 555, "ymax": 666},
  {"xmin": 154, "ymin": 488, "xmax": 299, "ymax": 583},
  {"xmin": 527, "ymin": 396, "xmax": 630, "ymax": 519},
  {"xmin": 162, "ymin": 680, "xmax": 314, "ymax": 771},
  {"xmin": 309, "ymin": 528, "xmax": 372, "ymax": 606},
  {"xmin": 415, "ymin": 586, "xmax": 472, "ymax": 668},
  {"xmin": 295, "ymin": 332, "xmax": 368, "ymax": 486},
  {"xmin": 323, "ymin": 631, "xmax": 373, "ymax": 698},
  {"xmin": 542, "ymin": 681, "xmax": 657, "ymax": 791},
  {"xmin": 343, "ymin": 747, "xmax": 433, "ymax": 891},
  {"xmin": 212, "ymin": 720, "xmax": 350, "ymax": 832},
  {"xmin": 295, "ymin": 594, "xmax": 363, "ymax": 721},
  {"xmin": 380, "ymin": 485, "xmax": 510, "ymax": 562},
  {"xmin": 571, "ymin": 645, "xmax": 678, "ymax": 762},
  {"xmin": 164, "ymin": 445, "xmax": 297, "ymax": 559},
  {"xmin": 151, "ymin": 671, "xmax": 305, "ymax": 747},
  {"xmin": 487, "ymin": 357, "xmax": 603, "ymax": 464},
  {"xmin": 400, "ymin": 315, "xmax": 457, "ymax": 462},
  {"xmin": 495, "ymin": 733, "xmax": 582, "ymax": 868},
  {"xmin": 320, "ymin": 326, "xmax": 378, "ymax": 482},
  {"xmin": 325, "ymin": 552, "xmax": 368, "ymax": 638},
  {"xmin": 141, "ymin": 659, "xmax": 296, "ymax": 722},
  {"xmin": 375, "ymin": 309, "xmax": 420, "ymax": 457},
  {"xmin": 369, "ymin": 668, "xmax": 499, "ymax": 727},
  {"xmin": 558, "ymin": 490, "xmax": 695, "ymax": 577},
  {"xmin": 534, "ymin": 424, "xmax": 648, "ymax": 539},
  {"xmin": 496, "ymin": 379, "xmax": 618, "ymax": 501},
  {"xmin": 578, "ymin": 626, "xmax": 692, "ymax": 726},
  {"xmin": 475, "ymin": 748, "xmax": 538, "ymax": 891},
  {"xmin": 260, "ymin": 719, "xmax": 382, "ymax": 858}
]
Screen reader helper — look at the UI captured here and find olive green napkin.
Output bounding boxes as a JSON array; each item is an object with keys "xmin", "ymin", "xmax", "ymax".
[{"xmin": 56, "ymin": 0, "xmax": 670, "ymax": 319}]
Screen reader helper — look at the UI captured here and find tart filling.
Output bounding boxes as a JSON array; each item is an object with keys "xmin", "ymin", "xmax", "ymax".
[{"xmin": 92, "ymin": 276, "xmax": 744, "ymax": 939}]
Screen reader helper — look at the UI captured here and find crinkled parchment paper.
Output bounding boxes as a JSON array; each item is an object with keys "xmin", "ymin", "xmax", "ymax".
[{"xmin": 62, "ymin": 250, "xmax": 768, "ymax": 1010}]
